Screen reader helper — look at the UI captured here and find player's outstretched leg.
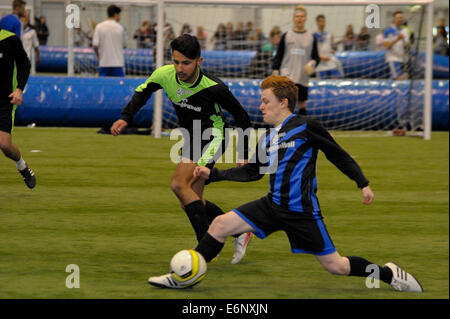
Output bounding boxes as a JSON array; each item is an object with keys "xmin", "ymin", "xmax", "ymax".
[{"xmin": 316, "ymin": 253, "xmax": 423, "ymax": 293}]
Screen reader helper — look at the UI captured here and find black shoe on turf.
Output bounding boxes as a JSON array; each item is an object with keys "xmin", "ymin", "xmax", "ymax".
[{"xmin": 18, "ymin": 165, "xmax": 36, "ymax": 189}]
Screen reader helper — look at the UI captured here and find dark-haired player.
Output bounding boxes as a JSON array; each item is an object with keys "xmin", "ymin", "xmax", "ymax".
[
  {"xmin": 111, "ymin": 34, "xmax": 253, "ymax": 264},
  {"xmin": 149, "ymin": 75, "xmax": 423, "ymax": 293}
]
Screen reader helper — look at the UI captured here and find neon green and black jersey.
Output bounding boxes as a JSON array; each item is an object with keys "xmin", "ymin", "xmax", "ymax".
[
  {"xmin": 0, "ymin": 28, "xmax": 31, "ymax": 106},
  {"xmin": 121, "ymin": 64, "xmax": 251, "ymax": 133}
]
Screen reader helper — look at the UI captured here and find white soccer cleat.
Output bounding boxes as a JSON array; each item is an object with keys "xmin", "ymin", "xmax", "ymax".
[
  {"xmin": 384, "ymin": 262, "xmax": 423, "ymax": 293},
  {"xmin": 148, "ymin": 273, "xmax": 187, "ymax": 289},
  {"xmin": 231, "ymin": 232, "xmax": 252, "ymax": 264}
]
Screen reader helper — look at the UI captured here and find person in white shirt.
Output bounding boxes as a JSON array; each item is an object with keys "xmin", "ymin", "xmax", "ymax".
[
  {"xmin": 92, "ymin": 5, "xmax": 126, "ymax": 77},
  {"xmin": 20, "ymin": 10, "xmax": 40, "ymax": 64},
  {"xmin": 313, "ymin": 14, "xmax": 343, "ymax": 79},
  {"xmin": 383, "ymin": 11, "xmax": 410, "ymax": 80}
]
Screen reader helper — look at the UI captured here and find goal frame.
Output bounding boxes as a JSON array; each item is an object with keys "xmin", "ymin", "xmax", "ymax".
[{"xmin": 76, "ymin": 0, "xmax": 434, "ymax": 140}]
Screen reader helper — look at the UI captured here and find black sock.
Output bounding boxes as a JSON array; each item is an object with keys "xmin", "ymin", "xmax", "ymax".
[
  {"xmin": 204, "ymin": 200, "xmax": 224, "ymax": 224},
  {"xmin": 347, "ymin": 256, "xmax": 393, "ymax": 284},
  {"xmin": 184, "ymin": 200, "xmax": 209, "ymax": 242},
  {"xmin": 195, "ymin": 232, "xmax": 225, "ymax": 262}
]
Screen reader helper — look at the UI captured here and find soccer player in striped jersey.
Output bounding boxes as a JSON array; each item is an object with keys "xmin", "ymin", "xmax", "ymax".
[
  {"xmin": 0, "ymin": 27, "xmax": 36, "ymax": 189},
  {"xmin": 111, "ymin": 34, "xmax": 253, "ymax": 264},
  {"xmin": 149, "ymin": 75, "xmax": 423, "ymax": 292}
]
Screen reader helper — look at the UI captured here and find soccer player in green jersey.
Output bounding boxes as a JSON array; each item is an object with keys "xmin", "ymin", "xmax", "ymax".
[
  {"xmin": 0, "ymin": 27, "xmax": 36, "ymax": 189},
  {"xmin": 111, "ymin": 34, "xmax": 253, "ymax": 264}
]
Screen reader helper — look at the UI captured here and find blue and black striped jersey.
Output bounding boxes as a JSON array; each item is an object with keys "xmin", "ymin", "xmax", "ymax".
[{"xmin": 209, "ymin": 114, "xmax": 369, "ymax": 219}]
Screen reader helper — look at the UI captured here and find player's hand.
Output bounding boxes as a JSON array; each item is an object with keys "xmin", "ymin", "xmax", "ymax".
[
  {"xmin": 193, "ymin": 166, "xmax": 211, "ymax": 180},
  {"xmin": 272, "ymin": 70, "xmax": 280, "ymax": 76},
  {"xmin": 236, "ymin": 159, "xmax": 248, "ymax": 167},
  {"xmin": 398, "ymin": 33, "xmax": 405, "ymax": 40},
  {"xmin": 361, "ymin": 186, "xmax": 374, "ymax": 205},
  {"xmin": 111, "ymin": 119, "xmax": 128, "ymax": 136},
  {"xmin": 304, "ymin": 60, "xmax": 316, "ymax": 75},
  {"xmin": 9, "ymin": 89, "xmax": 23, "ymax": 105}
]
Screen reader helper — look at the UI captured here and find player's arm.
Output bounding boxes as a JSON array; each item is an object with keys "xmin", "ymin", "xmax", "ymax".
[
  {"xmin": 196, "ymin": 137, "xmax": 267, "ymax": 183},
  {"xmin": 214, "ymin": 84, "xmax": 252, "ymax": 163},
  {"xmin": 111, "ymin": 77, "xmax": 162, "ymax": 135},
  {"xmin": 272, "ymin": 32, "xmax": 286, "ymax": 75},
  {"xmin": 306, "ymin": 119, "xmax": 371, "ymax": 201},
  {"xmin": 9, "ymin": 36, "xmax": 31, "ymax": 106},
  {"xmin": 311, "ymin": 36, "xmax": 321, "ymax": 67}
]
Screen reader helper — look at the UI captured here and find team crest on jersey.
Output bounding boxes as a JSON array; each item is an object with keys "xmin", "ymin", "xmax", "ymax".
[{"xmin": 177, "ymin": 86, "xmax": 192, "ymax": 97}]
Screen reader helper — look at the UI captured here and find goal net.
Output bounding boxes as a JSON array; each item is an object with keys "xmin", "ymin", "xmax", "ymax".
[{"xmin": 70, "ymin": 0, "xmax": 434, "ymax": 137}]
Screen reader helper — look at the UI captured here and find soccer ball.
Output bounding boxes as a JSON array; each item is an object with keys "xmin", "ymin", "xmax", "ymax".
[{"xmin": 170, "ymin": 249, "xmax": 207, "ymax": 287}]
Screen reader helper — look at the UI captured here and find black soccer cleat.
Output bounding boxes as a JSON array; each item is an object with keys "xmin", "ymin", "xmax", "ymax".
[{"xmin": 18, "ymin": 165, "xmax": 36, "ymax": 189}]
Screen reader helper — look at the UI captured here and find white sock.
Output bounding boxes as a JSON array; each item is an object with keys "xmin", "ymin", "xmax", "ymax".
[{"xmin": 16, "ymin": 157, "xmax": 27, "ymax": 171}]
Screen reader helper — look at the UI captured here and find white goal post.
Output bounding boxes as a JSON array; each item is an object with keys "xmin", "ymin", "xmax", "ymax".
[{"xmin": 73, "ymin": 0, "xmax": 434, "ymax": 140}]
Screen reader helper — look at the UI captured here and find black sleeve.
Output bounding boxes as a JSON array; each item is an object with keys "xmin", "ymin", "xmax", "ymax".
[
  {"xmin": 311, "ymin": 36, "xmax": 321, "ymax": 67},
  {"xmin": 121, "ymin": 82, "xmax": 162, "ymax": 124},
  {"xmin": 12, "ymin": 36, "xmax": 31, "ymax": 90},
  {"xmin": 306, "ymin": 119, "xmax": 369, "ymax": 189},
  {"xmin": 214, "ymin": 83, "xmax": 252, "ymax": 160},
  {"xmin": 207, "ymin": 135, "xmax": 268, "ymax": 183},
  {"xmin": 272, "ymin": 32, "xmax": 286, "ymax": 71}
]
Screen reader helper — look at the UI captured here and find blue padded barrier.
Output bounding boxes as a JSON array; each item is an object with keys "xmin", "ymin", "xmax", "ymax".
[
  {"xmin": 16, "ymin": 76, "xmax": 448, "ymax": 130},
  {"xmin": 37, "ymin": 46, "xmax": 449, "ymax": 79}
]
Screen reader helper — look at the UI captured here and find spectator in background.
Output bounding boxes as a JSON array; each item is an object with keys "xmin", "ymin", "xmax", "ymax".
[
  {"xmin": 0, "ymin": 0, "xmax": 26, "ymax": 39},
  {"xmin": 20, "ymin": 9, "xmax": 39, "ymax": 64},
  {"xmin": 341, "ymin": 24, "xmax": 355, "ymax": 51},
  {"xmin": 356, "ymin": 26, "xmax": 370, "ymax": 51},
  {"xmin": 262, "ymin": 26, "xmax": 281, "ymax": 55},
  {"xmin": 375, "ymin": 29, "xmax": 385, "ymax": 51},
  {"xmin": 209, "ymin": 23, "xmax": 227, "ymax": 50},
  {"xmin": 35, "ymin": 15, "xmax": 49, "ymax": 45},
  {"xmin": 245, "ymin": 21, "xmax": 254, "ymax": 40},
  {"xmin": 225, "ymin": 22, "xmax": 234, "ymax": 50},
  {"xmin": 313, "ymin": 14, "xmax": 342, "ymax": 79},
  {"xmin": 133, "ymin": 21, "xmax": 152, "ymax": 48},
  {"xmin": 272, "ymin": 5, "xmax": 320, "ymax": 115},
  {"xmin": 180, "ymin": 23, "xmax": 193, "ymax": 36},
  {"xmin": 383, "ymin": 11, "xmax": 409, "ymax": 80},
  {"xmin": 233, "ymin": 21, "xmax": 246, "ymax": 50},
  {"xmin": 92, "ymin": 5, "xmax": 126, "ymax": 77},
  {"xmin": 434, "ymin": 25, "xmax": 449, "ymax": 56},
  {"xmin": 195, "ymin": 25, "xmax": 207, "ymax": 49},
  {"xmin": 248, "ymin": 26, "xmax": 281, "ymax": 78}
]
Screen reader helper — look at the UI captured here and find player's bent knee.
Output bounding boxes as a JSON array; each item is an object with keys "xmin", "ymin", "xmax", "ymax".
[
  {"xmin": 0, "ymin": 137, "xmax": 11, "ymax": 152},
  {"xmin": 170, "ymin": 179, "xmax": 187, "ymax": 195},
  {"xmin": 209, "ymin": 215, "xmax": 231, "ymax": 238}
]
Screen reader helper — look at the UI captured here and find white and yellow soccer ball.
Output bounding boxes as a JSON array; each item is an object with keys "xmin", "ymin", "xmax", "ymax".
[{"xmin": 170, "ymin": 249, "xmax": 207, "ymax": 287}]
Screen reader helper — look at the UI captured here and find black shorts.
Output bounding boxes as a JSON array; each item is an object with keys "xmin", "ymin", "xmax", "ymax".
[
  {"xmin": 233, "ymin": 196, "xmax": 336, "ymax": 255},
  {"xmin": 295, "ymin": 84, "xmax": 309, "ymax": 103},
  {"xmin": 0, "ymin": 104, "xmax": 16, "ymax": 134},
  {"xmin": 178, "ymin": 126, "xmax": 228, "ymax": 169}
]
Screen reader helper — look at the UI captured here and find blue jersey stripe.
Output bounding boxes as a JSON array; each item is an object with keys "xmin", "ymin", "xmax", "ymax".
[
  {"xmin": 311, "ymin": 177, "xmax": 320, "ymax": 211},
  {"xmin": 271, "ymin": 140, "xmax": 306, "ymax": 205},
  {"xmin": 279, "ymin": 123, "xmax": 307, "ymax": 144},
  {"xmin": 288, "ymin": 147, "xmax": 312, "ymax": 211}
]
